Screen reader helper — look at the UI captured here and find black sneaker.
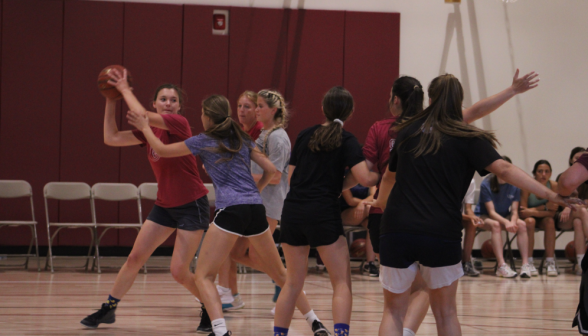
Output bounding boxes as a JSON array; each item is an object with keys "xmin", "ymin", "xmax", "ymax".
[
  {"xmin": 197, "ymin": 308, "xmax": 212, "ymax": 334},
  {"xmin": 462, "ymin": 261, "xmax": 480, "ymax": 277},
  {"xmin": 80, "ymin": 303, "xmax": 116, "ymax": 328},
  {"xmin": 312, "ymin": 320, "xmax": 332, "ymax": 336},
  {"xmin": 362, "ymin": 262, "xmax": 379, "ymax": 277},
  {"xmin": 207, "ymin": 332, "xmax": 231, "ymax": 336}
]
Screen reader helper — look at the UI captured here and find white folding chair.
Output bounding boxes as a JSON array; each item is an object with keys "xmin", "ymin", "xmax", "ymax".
[
  {"xmin": 0, "ymin": 180, "xmax": 40, "ymax": 271},
  {"xmin": 44, "ymin": 182, "xmax": 95, "ymax": 273},
  {"xmin": 92, "ymin": 183, "xmax": 144, "ymax": 274}
]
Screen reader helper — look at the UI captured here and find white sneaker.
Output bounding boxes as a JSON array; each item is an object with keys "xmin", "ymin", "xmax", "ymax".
[
  {"xmin": 222, "ymin": 293, "xmax": 245, "ymax": 311},
  {"xmin": 496, "ymin": 263, "xmax": 517, "ymax": 278},
  {"xmin": 529, "ymin": 263, "xmax": 539, "ymax": 277},
  {"xmin": 519, "ymin": 263, "xmax": 532, "ymax": 279},
  {"xmin": 216, "ymin": 285, "xmax": 235, "ymax": 304},
  {"xmin": 546, "ymin": 261, "xmax": 558, "ymax": 277},
  {"xmin": 271, "ymin": 306, "xmax": 276, "ymax": 316}
]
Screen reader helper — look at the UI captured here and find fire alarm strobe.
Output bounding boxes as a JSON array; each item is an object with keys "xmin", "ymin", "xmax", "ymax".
[{"xmin": 213, "ymin": 10, "xmax": 229, "ymax": 35}]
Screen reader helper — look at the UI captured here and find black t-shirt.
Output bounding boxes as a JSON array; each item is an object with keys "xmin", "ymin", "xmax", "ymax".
[
  {"xmin": 284, "ymin": 125, "xmax": 365, "ymax": 222},
  {"xmin": 381, "ymin": 120, "xmax": 501, "ymax": 240}
]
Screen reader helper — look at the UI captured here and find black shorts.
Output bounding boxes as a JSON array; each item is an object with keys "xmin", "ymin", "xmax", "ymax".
[
  {"xmin": 213, "ymin": 204, "xmax": 269, "ymax": 237},
  {"xmin": 367, "ymin": 214, "xmax": 382, "ymax": 254},
  {"xmin": 380, "ymin": 232, "xmax": 462, "ymax": 269},
  {"xmin": 280, "ymin": 219, "xmax": 344, "ymax": 248},
  {"xmin": 147, "ymin": 196, "xmax": 210, "ymax": 231}
]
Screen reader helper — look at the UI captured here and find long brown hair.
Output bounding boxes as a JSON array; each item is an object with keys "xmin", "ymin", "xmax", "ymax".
[
  {"xmin": 202, "ymin": 95, "xmax": 252, "ymax": 163},
  {"xmin": 258, "ymin": 89, "xmax": 289, "ymax": 154},
  {"xmin": 153, "ymin": 83, "xmax": 186, "ymax": 115},
  {"xmin": 308, "ymin": 86, "xmax": 354, "ymax": 152},
  {"xmin": 396, "ymin": 74, "xmax": 499, "ymax": 157}
]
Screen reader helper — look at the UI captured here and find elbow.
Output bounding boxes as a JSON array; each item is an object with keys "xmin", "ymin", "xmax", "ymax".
[
  {"xmin": 558, "ymin": 176, "xmax": 574, "ymax": 196},
  {"xmin": 358, "ymin": 174, "xmax": 378, "ymax": 187}
]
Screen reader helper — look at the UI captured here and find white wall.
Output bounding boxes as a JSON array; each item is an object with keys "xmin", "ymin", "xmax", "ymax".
[{"xmin": 94, "ymin": 0, "xmax": 588, "ymax": 250}]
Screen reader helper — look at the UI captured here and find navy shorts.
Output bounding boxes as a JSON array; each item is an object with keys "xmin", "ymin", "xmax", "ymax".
[
  {"xmin": 380, "ymin": 232, "xmax": 462, "ymax": 269},
  {"xmin": 147, "ymin": 196, "xmax": 210, "ymax": 232}
]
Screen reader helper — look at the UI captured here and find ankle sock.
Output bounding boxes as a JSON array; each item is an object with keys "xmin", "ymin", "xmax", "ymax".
[
  {"xmin": 403, "ymin": 328, "xmax": 416, "ymax": 336},
  {"xmin": 212, "ymin": 318, "xmax": 227, "ymax": 336},
  {"xmin": 546, "ymin": 257, "xmax": 555, "ymax": 263},
  {"xmin": 274, "ymin": 326, "xmax": 289, "ymax": 336},
  {"xmin": 106, "ymin": 295, "xmax": 120, "ymax": 309},
  {"xmin": 334, "ymin": 323, "xmax": 349, "ymax": 336},
  {"xmin": 303, "ymin": 309, "xmax": 318, "ymax": 328},
  {"xmin": 528, "ymin": 257, "xmax": 534, "ymax": 263}
]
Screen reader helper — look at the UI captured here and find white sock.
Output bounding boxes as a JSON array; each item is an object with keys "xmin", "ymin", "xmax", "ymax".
[
  {"xmin": 403, "ymin": 328, "xmax": 416, "ymax": 336},
  {"xmin": 304, "ymin": 309, "xmax": 318, "ymax": 328},
  {"xmin": 212, "ymin": 318, "xmax": 227, "ymax": 336},
  {"xmin": 528, "ymin": 257, "xmax": 534, "ymax": 263},
  {"xmin": 546, "ymin": 257, "xmax": 555, "ymax": 263},
  {"xmin": 578, "ymin": 254, "xmax": 584, "ymax": 266},
  {"xmin": 217, "ymin": 285, "xmax": 230, "ymax": 293}
]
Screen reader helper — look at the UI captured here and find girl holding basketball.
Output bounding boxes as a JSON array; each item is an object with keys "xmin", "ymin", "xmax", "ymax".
[
  {"xmin": 274, "ymin": 86, "xmax": 380, "ymax": 336},
  {"xmin": 371, "ymin": 74, "xmax": 577, "ymax": 336},
  {"xmin": 127, "ymin": 94, "xmax": 329, "ymax": 336},
  {"xmin": 81, "ymin": 69, "xmax": 213, "ymax": 333}
]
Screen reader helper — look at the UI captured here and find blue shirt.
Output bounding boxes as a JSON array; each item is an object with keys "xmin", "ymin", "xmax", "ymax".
[
  {"xmin": 184, "ymin": 133, "xmax": 262, "ymax": 209},
  {"xmin": 475, "ymin": 177, "xmax": 521, "ymax": 217}
]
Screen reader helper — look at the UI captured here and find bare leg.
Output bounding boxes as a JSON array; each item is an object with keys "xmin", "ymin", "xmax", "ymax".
[
  {"xmin": 170, "ymin": 229, "xmax": 204, "ymax": 298},
  {"xmin": 574, "ymin": 218, "xmax": 587, "ymax": 255},
  {"xmin": 379, "ymin": 288, "xmax": 411, "ymax": 336},
  {"xmin": 403, "ymin": 271, "xmax": 430, "ymax": 334},
  {"xmin": 316, "ymin": 236, "xmax": 353, "ymax": 325},
  {"xmin": 462, "ymin": 220, "xmax": 476, "ymax": 262},
  {"xmin": 540, "ymin": 217, "xmax": 556, "ymax": 258},
  {"xmin": 110, "ymin": 221, "xmax": 174, "ymax": 299},
  {"xmin": 274, "ymin": 243, "xmax": 311, "ymax": 328},
  {"xmin": 515, "ymin": 219, "xmax": 529, "ymax": 262},
  {"xmin": 525, "ymin": 217, "xmax": 536, "ymax": 260},
  {"xmin": 481, "ymin": 219, "xmax": 506, "ymax": 266},
  {"xmin": 429, "ymin": 280, "xmax": 461, "ymax": 336}
]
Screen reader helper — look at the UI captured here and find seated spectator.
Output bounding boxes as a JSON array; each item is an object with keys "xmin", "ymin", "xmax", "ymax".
[
  {"xmin": 556, "ymin": 147, "xmax": 588, "ymax": 275},
  {"xmin": 520, "ymin": 160, "xmax": 559, "ymax": 277},
  {"xmin": 340, "ymin": 184, "xmax": 378, "ymax": 276},
  {"xmin": 475, "ymin": 156, "xmax": 531, "ymax": 278},
  {"xmin": 462, "ymin": 179, "xmax": 483, "ymax": 277}
]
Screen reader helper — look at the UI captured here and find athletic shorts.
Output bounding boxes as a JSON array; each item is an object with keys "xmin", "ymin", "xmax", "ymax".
[
  {"xmin": 367, "ymin": 214, "xmax": 382, "ymax": 254},
  {"xmin": 573, "ymin": 256, "xmax": 588, "ymax": 334},
  {"xmin": 379, "ymin": 232, "xmax": 463, "ymax": 293},
  {"xmin": 280, "ymin": 219, "xmax": 344, "ymax": 248},
  {"xmin": 147, "ymin": 196, "xmax": 210, "ymax": 231},
  {"xmin": 213, "ymin": 204, "xmax": 269, "ymax": 237}
]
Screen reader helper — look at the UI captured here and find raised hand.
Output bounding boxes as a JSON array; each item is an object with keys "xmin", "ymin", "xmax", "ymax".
[
  {"xmin": 552, "ymin": 194, "xmax": 586, "ymax": 209},
  {"xmin": 511, "ymin": 69, "xmax": 540, "ymax": 94},
  {"xmin": 127, "ymin": 110, "xmax": 149, "ymax": 131},
  {"xmin": 107, "ymin": 68, "xmax": 132, "ymax": 93}
]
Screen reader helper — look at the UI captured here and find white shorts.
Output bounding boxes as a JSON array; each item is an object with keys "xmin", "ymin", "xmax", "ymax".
[{"xmin": 379, "ymin": 261, "xmax": 464, "ymax": 294}]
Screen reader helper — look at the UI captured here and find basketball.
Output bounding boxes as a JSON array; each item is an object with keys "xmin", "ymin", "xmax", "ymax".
[
  {"xmin": 566, "ymin": 241, "xmax": 576, "ymax": 263},
  {"xmin": 349, "ymin": 238, "xmax": 366, "ymax": 258},
  {"xmin": 481, "ymin": 239, "xmax": 495, "ymax": 259},
  {"xmin": 97, "ymin": 65, "xmax": 133, "ymax": 100}
]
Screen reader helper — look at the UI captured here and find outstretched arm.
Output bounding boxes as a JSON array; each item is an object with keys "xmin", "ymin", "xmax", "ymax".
[
  {"xmin": 463, "ymin": 69, "xmax": 539, "ymax": 124},
  {"xmin": 107, "ymin": 68, "xmax": 169, "ymax": 130},
  {"xmin": 126, "ymin": 110, "xmax": 191, "ymax": 157},
  {"xmin": 103, "ymin": 98, "xmax": 142, "ymax": 147}
]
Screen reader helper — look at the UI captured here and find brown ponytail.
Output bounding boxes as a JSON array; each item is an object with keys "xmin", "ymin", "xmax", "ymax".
[{"xmin": 308, "ymin": 86, "xmax": 354, "ymax": 152}]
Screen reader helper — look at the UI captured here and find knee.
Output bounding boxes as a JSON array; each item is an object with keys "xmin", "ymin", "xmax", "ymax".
[
  {"xmin": 525, "ymin": 218, "xmax": 536, "ymax": 228},
  {"xmin": 170, "ymin": 264, "xmax": 188, "ymax": 284},
  {"xmin": 489, "ymin": 221, "xmax": 500, "ymax": 233},
  {"xmin": 517, "ymin": 221, "xmax": 527, "ymax": 234},
  {"xmin": 126, "ymin": 251, "xmax": 145, "ymax": 270}
]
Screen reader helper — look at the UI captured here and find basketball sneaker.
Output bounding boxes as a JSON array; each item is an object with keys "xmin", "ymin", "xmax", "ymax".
[
  {"xmin": 312, "ymin": 320, "xmax": 332, "ymax": 336},
  {"xmin": 208, "ymin": 332, "xmax": 231, "ymax": 336},
  {"xmin": 80, "ymin": 303, "xmax": 116, "ymax": 328},
  {"xmin": 197, "ymin": 307, "xmax": 212, "ymax": 334},
  {"xmin": 362, "ymin": 262, "xmax": 379, "ymax": 277},
  {"xmin": 528, "ymin": 263, "xmax": 538, "ymax": 276},
  {"xmin": 519, "ymin": 263, "xmax": 532, "ymax": 278},
  {"xmin": 496, "ymin": 263, "xmax": 517, "ymax": 278},
  {"xmin": 546, "ymin": 260, "xmax": 558, "ymax": 277},
  {"xmin": 462, "ymin": 261, "xmax": 480, "ymax": 277},
  {"xmin": 223, "ymin": 293, "xmax": 245, "ymax": 311}
]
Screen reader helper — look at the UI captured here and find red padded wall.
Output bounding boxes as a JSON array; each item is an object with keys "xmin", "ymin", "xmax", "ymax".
[
  {"xmin": 119, "ymin": 2, "xmax": 184, "ymax": 246},
  {"xmin": 182, "ymin": 5, "xmax": 230, "ymax": 184},
  {"xmin": 285, "ymin": 10, "xmax": 345, "ymax": 144},
  {"xmin": 343, "ymin": 11, "xmax": 400, "ymax": 143},
  {"xmin": 228, "ymin": 7, "xmax": 288, "ymax": 109},
  {"xmin": 0, "ymin": 0, "xmax": 63, "ymax": 246},
  {"xmin": 58, "ymin": 0, "xmax": 125, "ymax": 246}
]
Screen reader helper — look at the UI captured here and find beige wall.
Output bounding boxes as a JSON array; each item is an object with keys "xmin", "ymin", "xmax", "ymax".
[{"xmin": 95, "ymin": 0, "xmax": 588, "ymax": 250}]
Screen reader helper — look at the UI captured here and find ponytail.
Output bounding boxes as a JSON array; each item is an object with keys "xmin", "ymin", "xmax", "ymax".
[
  {"xmin": 308, "ymin": 86, "xmax": 354, "ymax": 152},
  {"xmin": 201, "ymin": 95, "xmax": 252, "ymax": 163}
]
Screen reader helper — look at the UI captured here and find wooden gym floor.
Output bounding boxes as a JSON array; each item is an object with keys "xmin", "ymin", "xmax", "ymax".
[{"xmin": 0, "ymin": 257, "xmax": 581, "ymax": 335}]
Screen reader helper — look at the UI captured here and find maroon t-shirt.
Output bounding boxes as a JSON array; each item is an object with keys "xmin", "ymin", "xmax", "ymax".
[
  {"xmin": 246, "ymin": 121, "xmax": 263, "ymax": 141},
  {"xmin": 132, "ymin": 114, "xmax": 208, "ymax": 208},
  {"xmin": 576, "ymin": 153, "xmax": 588, "ymax": 172},
  {"xmin": 362, "ymin": 116, "xmax": 398, "ymax": 214}
]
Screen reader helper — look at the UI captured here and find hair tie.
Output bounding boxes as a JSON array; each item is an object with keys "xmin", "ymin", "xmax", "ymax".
[
  {"xmin": 333, "ymin": 119, "xmax": 344, "ymax": 126},
  {"xmin": 413, "ymin": 85, "xmax": 421, "ymax": 91}
]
